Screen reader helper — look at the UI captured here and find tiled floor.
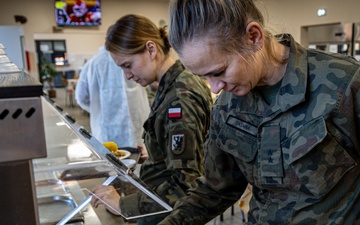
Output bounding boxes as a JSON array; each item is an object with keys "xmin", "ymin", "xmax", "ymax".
[{"xmin": 47, "ymin": 87, "xmax": 247, "ymax": 225}]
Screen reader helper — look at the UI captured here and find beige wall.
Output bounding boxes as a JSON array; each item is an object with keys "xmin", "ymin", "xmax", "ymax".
[
  {"xmin": 0, "ymin": 0, "xmax": 170, "ymax": 79},
  {"xmin": 1, "ymin": 0, "xmax": 360, "ymax": 79},
  {"xmin": 257, "ymin": 0, "xmax": 360, "ymax": 42}
]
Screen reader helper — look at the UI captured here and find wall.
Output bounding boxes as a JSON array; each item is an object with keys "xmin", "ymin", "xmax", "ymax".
[
  {"xmin": 1, "ymin": 0, "xmax": 360, "ymax": 80},
  {"xmin": 257, "ymin": 0, "xmax": 360, "ymax": 43},
  {"xmin": 0, "ymin": 0, "xmax": 170, "ymax": 80}
]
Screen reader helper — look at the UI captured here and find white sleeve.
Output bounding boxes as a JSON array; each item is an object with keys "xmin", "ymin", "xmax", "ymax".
[{"xmin": 75, "ymin": 62, "xmax": 91, "ymax": 112}]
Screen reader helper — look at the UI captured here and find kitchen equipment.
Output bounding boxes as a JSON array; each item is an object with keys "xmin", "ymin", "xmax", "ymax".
[{"xmin": 0, "ymin": 44, "xmax": 47, "ymax": 224}]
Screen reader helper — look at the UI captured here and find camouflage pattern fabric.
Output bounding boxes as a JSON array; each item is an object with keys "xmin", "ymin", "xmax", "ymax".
[
  {"xmin": 120, "ymin": 60, "xmax": 213, "ymax": 223},
  {"xmin": 158, "ymin": 34, "xmax": 360, "ymax": 225}
]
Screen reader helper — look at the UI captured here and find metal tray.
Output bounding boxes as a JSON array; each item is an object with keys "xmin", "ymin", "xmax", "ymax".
[{"xmin": 37, "ymin": 194, "xmax": 84, "ymax": 225}]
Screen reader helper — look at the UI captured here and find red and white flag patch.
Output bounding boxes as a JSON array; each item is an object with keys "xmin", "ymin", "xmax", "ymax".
[{"xmin": 168, "ymin": 107, "xmax": 182, "ymax": 119}]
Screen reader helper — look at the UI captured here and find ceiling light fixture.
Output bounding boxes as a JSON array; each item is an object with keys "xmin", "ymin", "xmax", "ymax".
[{"xmin": 317, "ymin": 8, "xmax": 327, "ymax": 17}]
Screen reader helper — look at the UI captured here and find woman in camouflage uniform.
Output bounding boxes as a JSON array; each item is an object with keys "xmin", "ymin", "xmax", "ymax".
[
  {"xmin": 90, "ymin": 14, "xmax": 213, "ymax": 225},
  {"xmin": 158, "ymin": 0, "xmax": 360, "ymax": 224}
]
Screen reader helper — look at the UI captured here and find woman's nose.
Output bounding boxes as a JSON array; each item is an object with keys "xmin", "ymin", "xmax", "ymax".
[
  {"xmin": 124, "ymin": 71, "xmax": 133, "ymax": 80},
  {"xmin": 206, "ymin": 77, "xmax": 224, "ymax": 94}
]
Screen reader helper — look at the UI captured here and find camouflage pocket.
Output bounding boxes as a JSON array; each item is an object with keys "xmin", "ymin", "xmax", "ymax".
[
  {"xmin": 284, "ymin": 116, "xmax": 356, "ymax": 197},
  {"xmin": 154, "ymin": 179, "xmax": 186, "ymax": 206},
  {"xmin": 143, "ymin": 115, "xmax": 166, "ymax": 163},
  {"xmin": 216, "ymin": 123, "xmax": 258, "ymax": 162}
]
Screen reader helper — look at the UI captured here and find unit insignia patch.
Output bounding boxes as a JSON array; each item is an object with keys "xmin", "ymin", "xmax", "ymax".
[{"xmin": 171, "ymin": 134, "xmax": 185, "ymax": 155}]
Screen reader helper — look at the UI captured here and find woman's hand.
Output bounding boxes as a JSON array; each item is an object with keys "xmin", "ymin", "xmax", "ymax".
[
  {"xmin": 137, "ymin": 145, "xmax": 149, "ymax": 164},
  {"xmin": 90, "ymin": 185, "xmax": 121, "ymax": 215}
]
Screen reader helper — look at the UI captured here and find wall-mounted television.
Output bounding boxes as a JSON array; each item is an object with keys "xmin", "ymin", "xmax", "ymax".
[{"xmin": 55, "ymin": 0, "xmax": 101, "ymax": 26}]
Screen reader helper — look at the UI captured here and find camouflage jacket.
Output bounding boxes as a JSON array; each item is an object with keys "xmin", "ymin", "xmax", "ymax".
[
  {"xmin": 158, "ymin": 34, "xmax": 360, "ymax": 225},
  {"xmin": 120, "ymin": 60, "xmax": 213, "ymax": 222}
]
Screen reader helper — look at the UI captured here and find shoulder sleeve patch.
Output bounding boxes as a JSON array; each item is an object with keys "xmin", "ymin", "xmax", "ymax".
[
  {"xmin": 171, "ymin": 134, "xmax": 185, "ymax": 155},
  {"xmin": 168, "ymin": 128, "xmax": 195, "ymax": 160},
  {"xmin": 168, "ymin": 107, "xmax": 182, "ymax": 119}
]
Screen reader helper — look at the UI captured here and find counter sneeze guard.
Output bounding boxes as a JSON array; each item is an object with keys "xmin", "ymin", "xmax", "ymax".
[{"xmin": 33, "ymin": 96, "xmax": 172, "ymax": 224}]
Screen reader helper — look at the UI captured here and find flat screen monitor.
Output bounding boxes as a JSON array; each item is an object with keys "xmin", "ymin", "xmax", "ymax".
[{"xmin": 55, "ymin": 0, "xmax": 101, "ymax": 26}]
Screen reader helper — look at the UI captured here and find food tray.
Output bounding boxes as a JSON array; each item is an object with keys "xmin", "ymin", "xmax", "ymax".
[{"xmin": 37, "ymin": 194, "xmax": 83, "ymax": 225}]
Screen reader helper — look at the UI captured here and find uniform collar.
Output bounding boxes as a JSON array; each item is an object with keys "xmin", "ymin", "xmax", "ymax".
[
  {"xmin": 234, "ymin": 34, "xmax": 309, "ymax": 118},
  {"xmin": 151, "ymin": 60, "xmax": 184, "ymax": 111},
  {"xmin": 276, "ymin": 34, "xmax": 308, "ymax": 112}
]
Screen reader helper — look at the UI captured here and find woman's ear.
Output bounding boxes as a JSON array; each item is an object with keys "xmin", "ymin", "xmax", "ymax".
[
  {"xmin": 146, "ymin": 41, "xmax": 157, "ymax": 59},
  {"xmin": 245, "ymin": 22, "xmax": 264, "ymax": 50}
]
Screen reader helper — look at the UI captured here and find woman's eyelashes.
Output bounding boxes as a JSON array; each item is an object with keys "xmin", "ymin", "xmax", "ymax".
[
  {"xmin": 121, "ymin": 64, "xmax": 131, "ymax": 69},
  {"xmin": 213, "ymin": 70, "xmax": 224, "ymax": 77}
]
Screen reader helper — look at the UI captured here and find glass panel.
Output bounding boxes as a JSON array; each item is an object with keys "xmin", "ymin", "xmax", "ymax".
[
  {"xmin": 54, "ymin": 41, "xmax": 66, "ymax": 51},
  {"xmin": 33, "ymin": 96, "xmax": 172, "ymax": 224},
  {"xmin": 40, "ymin": 41, "xmax": 53, "ymax": 53}
]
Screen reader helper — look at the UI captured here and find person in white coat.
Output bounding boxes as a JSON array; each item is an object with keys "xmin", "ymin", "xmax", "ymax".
[{"xmin": 75, "ymin": 46, "xmax": 150, "ymax": 148}]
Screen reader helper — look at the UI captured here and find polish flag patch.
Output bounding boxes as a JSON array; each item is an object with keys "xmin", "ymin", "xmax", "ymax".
[{"xmin": 168, "ymin": 107, "xmax": 182, "ymax": 119}]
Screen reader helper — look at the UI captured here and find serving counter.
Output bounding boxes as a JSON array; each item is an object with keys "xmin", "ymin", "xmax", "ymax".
[
  {"xmin": 31, "ymin": 96, "xmax": 172, "ymax": 224},
  {"xmin": 1, "ymin": 41, "xmax": 171, "ymax": 224},
  {"xmin": 0, "ymin": 43, "xmax": 172, "ymax": 225}
]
